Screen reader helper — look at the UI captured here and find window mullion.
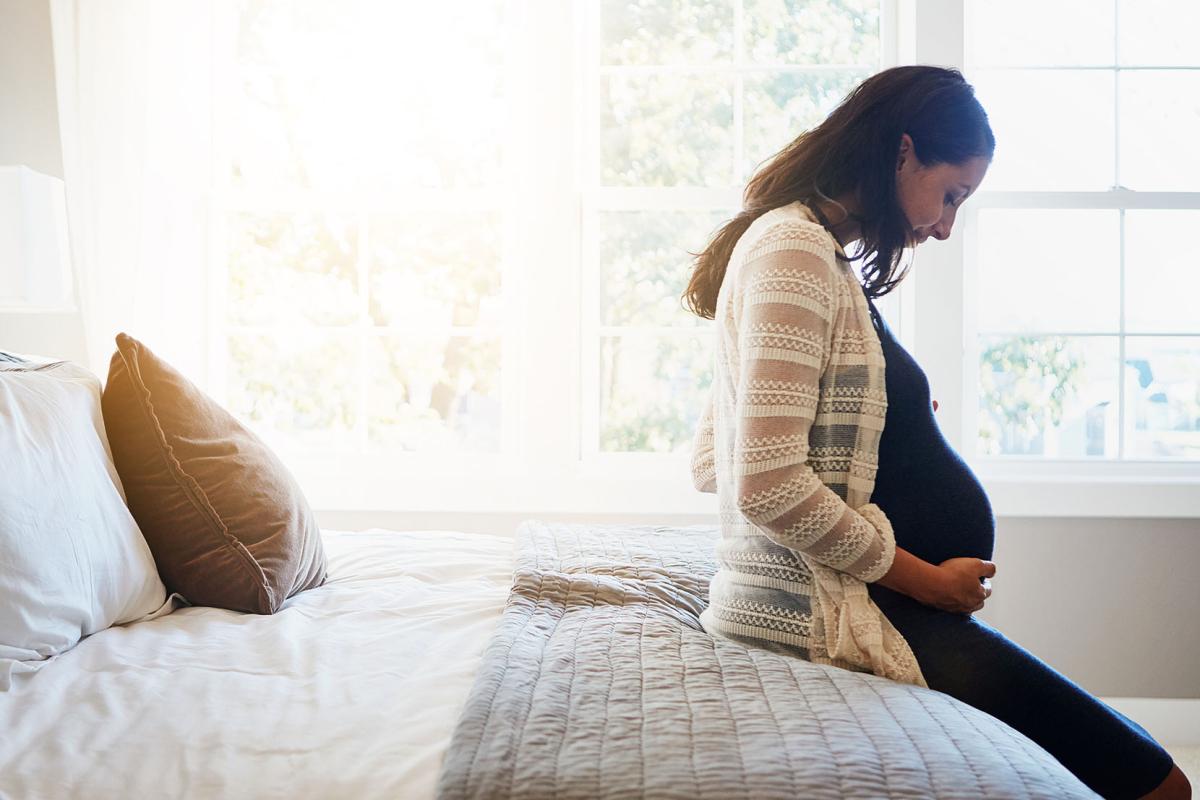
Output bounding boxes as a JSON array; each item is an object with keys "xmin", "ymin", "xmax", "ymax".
[
  {"xmin": 733, "ymin": 0, "xmax": 745, "ymax": 184},
  {"xmin": 514, "ymin": 0, "xmax": 581, "ymax": 476},
  {"xmin": 1118, "ymin": 208, "xmax": 1127, "ymax": 458},
  {"xmin": 911, "ymin": 0, "xmax": 967, "ymax": 451}
]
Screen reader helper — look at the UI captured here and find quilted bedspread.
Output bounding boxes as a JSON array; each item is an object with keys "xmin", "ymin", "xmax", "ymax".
[{"xmin": 436, "ymin": 521, "xmax": 1099, "ymax": 799}]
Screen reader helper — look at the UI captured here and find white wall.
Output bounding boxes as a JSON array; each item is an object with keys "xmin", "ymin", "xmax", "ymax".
[
  {"xmin": 985, "ymin": 516, "xmax": 1199, "ymax": 699},
  {"xmin": 0, "ymin": 0, "xmax": 87, "ymax": 363},
  {"xmin": 0, "ymin": 0, "xmax": 61, "ymax": 179}
]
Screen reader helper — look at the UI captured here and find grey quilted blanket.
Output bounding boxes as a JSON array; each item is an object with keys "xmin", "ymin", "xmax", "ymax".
[{"xmin": 436, "ymin": 521, "xmax": 1099, "ymax": 799}]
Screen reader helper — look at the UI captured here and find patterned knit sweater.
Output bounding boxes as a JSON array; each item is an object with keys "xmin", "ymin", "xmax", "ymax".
[{"xmin": 691, "ymin": 201, "xmax": 928, "ymax": 688}]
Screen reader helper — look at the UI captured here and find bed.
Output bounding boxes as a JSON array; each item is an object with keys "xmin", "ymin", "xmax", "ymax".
[
  {"xmin": 0, "ymin": 529, "xmax": 512, "ymax": 799},
  {"xmin": 0, "ymin": 522, "xmax": 1103, "ymax": 799}
]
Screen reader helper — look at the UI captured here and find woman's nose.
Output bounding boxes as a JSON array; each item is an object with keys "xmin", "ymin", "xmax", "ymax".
[{"xmin": 931, "ymin": 217, "xmax": 952, "ymax": 241}]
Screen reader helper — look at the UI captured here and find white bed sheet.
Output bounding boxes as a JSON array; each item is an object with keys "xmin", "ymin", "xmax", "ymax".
[{"xmin": 0, "ymin": 529, "xmax": 514, "ymax": 800}]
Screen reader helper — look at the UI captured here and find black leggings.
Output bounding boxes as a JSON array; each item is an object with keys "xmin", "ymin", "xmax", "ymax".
[{"xmin": 869, "ymin": 585, "xmax": 1176, "ymax": 800}]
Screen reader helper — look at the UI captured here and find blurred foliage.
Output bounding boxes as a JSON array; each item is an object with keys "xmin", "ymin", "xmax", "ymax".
[
  {"xmin": 744, "ymin": 0, "xmax": 880, "ymax": 65},
  {"xmin": 228, "ymin": 332, "xmax": 359, "ymax": 435},
  {"xmin": 600, "ymin": 210, "xmax": 730, "ymax": 327},
  {"xmin": 369, "ymin": 334, "xmax": 502, "ymax": 452},
  {"xmin": 594, "ymin": 2, "xmax": 880, "ymax": 451},
  {"xmin": 599, "ymin": 0, "xmax": 879, "ymax": 66},
  {"xmin": 743, "ymin": 69, "xmax": 870, "ymax": 174},
  {"xmin": 601, "ymin": 75, "xmax": 735, "ymax": 186},
  {"xmin": 601, "ymin": 0, "xmax": 733, "ymax": 64},
  {"xmin": 978, "ymin": 336, "xmax": 1086, "ymax": 456},
  {"xmin": 601, "ymin": 335, "xmax": 714, "ymax": 452},
  {"xmin": 369, "ymin": 214, "xmax": 503, "ymax": 328},
  {"xmin": 228, "ymin": 213, "xmax": 358, "ymax": 326}
]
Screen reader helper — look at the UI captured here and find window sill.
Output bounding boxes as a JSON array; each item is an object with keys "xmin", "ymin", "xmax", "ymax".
[
  {"xmin": 285, "ymin": 452, "xmax": 1200, "ymax": 519},
  {"xmin": 980, "ymin": 475, "xmax": 1200, "ymax": 519}
]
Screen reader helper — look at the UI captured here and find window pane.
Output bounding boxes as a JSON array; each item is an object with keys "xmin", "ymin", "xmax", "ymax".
[
  {"xmin": 1119, "ymin": 71, "xmax": 1200, "ymax": 191},
  {"xmin": 600, "ymin": 0, "xmax": 734, "ymax": 65},
  {"xmin": 599, "ymin": 210, "xmax": 730, "ymax": 327},
  {"xmin": 368, "ymin": 333, "xmax": 501, "ymax": 453},
  {"xmin": 970, "ymin": 70, "xmax": 1114, "ymax": 190},
  {"xmin": 966, "ymin": 0, "xmax": 1114, "ymax": 67},
  {"xmin": 742, "ymin": 70, "xmax": 869, "ymax": 177},
  {"xmin": 368, "ymin": 214, "xmax": 503, "ymax": 329},
  {"xmin": 600, "ymin": 334, "xmax": 712, "ymax": 452},
  {"xmin": 234, "ymin": 1, "xmax": 507, "ymax": 191},
  {"xmin": 1125, "ymin": 211, "xmax": 1200, "ymax": 334},
  {"xmin": 228, "ymin": 212, "xmax": 359, "ymax": 327},
  {"xmin": 1125, "ymin": 337, "xmax": 1200, "ymax": 459},
  {"xmin": 228, "ymin": 330, "xmax": 359, "ymax": 443},
  {"xmin": 601, "ymin": 75, "xmax": 734, "ymax": 186},
  {"xmin": 977, "ymin": 335, "xmax": 1119, "ymax": 458},
  {"xmin": 976, "ymin": 210, "xmax": 1120, "ymax": 333},
  {"xmin": 743, "ymin": 0, "xmax": 880, "ymax": 65},
  {"xmin": 1118, "ymin": 0, "xmax": 1200, "ymax": 66}
]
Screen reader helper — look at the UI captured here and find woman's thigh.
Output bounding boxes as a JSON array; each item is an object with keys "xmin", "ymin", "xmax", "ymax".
[{"xmin": 884, "ymin": 600, "xmax": 1175, "ymax": 800}]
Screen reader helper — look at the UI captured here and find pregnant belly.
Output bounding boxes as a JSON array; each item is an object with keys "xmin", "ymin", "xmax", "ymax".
[{"xmin": 869, "ymin": 443, "xmax": 996, "ymax": 566}]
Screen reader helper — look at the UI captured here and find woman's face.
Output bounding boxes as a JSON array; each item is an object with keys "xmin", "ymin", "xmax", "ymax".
[{"xmin": 895, "ymin": 133, "xmax": 990, "ymax": 246}]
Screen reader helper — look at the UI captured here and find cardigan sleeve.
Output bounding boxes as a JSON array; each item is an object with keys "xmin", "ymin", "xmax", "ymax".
[
  {"xmin": 730, "ymin": 235, "xmax": 896, "ymax": 584},
  {"xmin": 690, "ymin": 390, "xmax": 717, "ymax": 494}
]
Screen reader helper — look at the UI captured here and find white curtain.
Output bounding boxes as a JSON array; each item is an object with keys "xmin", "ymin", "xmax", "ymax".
[{"xmin": 50, "ymin": 0, "xmax": 213, "ymax": 382}]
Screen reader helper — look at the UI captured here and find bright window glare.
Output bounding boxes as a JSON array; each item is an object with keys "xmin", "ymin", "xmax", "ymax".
[
  {"xmin": 1124, "ymin": 211, "xmax": 1200, "ymax": 335},
  {"xmin": 967, "ymin": 0, "xmax": 1114, "ymax": 67},
  {"xmin": 233, "ymin": 2, "xmax": 507, "ymax": 192},
  {"xmin": 226, "ymin": 1, "xmax": 510, "ymax": 455},
  {"xmin": 1117, "ymin": 0, "xmax": 1200, "ymax": 65},
  {"xmin": 975, "ymin": 210, "xmax": 1120, "ymax": 334},
  {"xmin": 1119, "ymin": 71, "xmax": 1200, "ymax": 191},
  {"xmin": 970, "ymin": 70, "xmax": 1114, "ymax": 192}
]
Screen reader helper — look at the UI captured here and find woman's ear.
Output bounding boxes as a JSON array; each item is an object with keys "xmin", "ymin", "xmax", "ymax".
[{"xmin": 897, "ymin": 132, "xmax": 913, "ymax": 172}]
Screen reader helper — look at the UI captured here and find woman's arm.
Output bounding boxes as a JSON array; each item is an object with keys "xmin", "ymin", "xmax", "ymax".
[
  {"xmin": 690, "ymin": 392, "xmax": 717, "ymax": 494},
  {"xmin": 730, "ymin": 226, "xmax": 897, "ymax": 583},
  {"xmin": 873, "ymin": 545, "xmax": 944, "ymax": 604}
]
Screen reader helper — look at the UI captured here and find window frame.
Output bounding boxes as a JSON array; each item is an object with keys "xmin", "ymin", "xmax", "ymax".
[{"xmin": 951, "ymin": 0, "xmax": 1200, "ymax": 515}]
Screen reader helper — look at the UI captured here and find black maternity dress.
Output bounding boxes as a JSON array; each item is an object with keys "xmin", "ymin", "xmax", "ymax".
[{"xmin": 863, "ymin": 292, "xmax": 1176, "ymax": 800}]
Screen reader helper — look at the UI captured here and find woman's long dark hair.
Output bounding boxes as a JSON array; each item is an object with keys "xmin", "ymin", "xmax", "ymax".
[{"xmin": 684, "ymin": 65, "xmax": 995, "ymax": 318}]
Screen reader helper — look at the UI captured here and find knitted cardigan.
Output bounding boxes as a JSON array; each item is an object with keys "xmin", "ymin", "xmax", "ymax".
[{"xmin": 691, "ymin": 201, "xmax": 928, "ymax": 688}]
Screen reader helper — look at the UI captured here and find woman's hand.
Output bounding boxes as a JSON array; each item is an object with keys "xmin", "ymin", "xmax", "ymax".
[{"xmin": 918, "ymin": 557, "xmax": 996, "ymax": 615}]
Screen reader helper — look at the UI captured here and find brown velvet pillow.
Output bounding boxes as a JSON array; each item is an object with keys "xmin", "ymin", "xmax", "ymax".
[{"xmin": 101, "ymin": 333, "xmax": 327, "ymax": 614}]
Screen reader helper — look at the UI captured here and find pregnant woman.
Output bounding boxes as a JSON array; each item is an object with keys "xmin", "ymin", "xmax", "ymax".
[{"xmin": 686, "ymin": 65, "xmax": 1188, "ymax": 800}]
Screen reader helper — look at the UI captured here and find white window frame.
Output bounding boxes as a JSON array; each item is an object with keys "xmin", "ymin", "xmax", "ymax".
[{"xmin": 934, "ymin": 0, "xmax": 1199, "ymax": 517}]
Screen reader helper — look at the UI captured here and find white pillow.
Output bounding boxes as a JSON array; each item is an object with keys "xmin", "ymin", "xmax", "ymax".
[{"xmin": 0, "ymin": 357, "xmax": 169, "ymax": 689}]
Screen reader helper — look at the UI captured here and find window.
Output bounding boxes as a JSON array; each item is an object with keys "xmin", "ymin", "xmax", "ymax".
[
  {"xmin": 583, "ymin": 0, "xmax": 885, "ymax": 459},
  {"xmin": 965, "ymin": 0, "xmax": 1200, "ymax": 463},
  {"xmin": 213, "ymin": 1, "xmax": 518, "ymax": 466},
  {"xmin": 207, "ymin": 0, "xmax": 1197, "ymax": 516},
  {"xmin": 209, "ymin": 0, "xmax": 889, "ymax": 512}
]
